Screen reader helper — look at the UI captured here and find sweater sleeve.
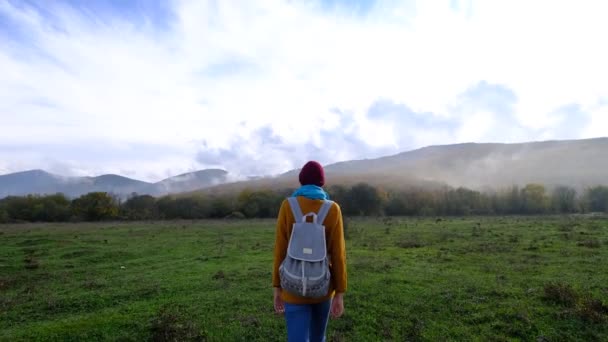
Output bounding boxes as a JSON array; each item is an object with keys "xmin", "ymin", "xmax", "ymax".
[
  {"xmin": 272, "ymin": 200, "xmax": 290, "ymax": 287},
  {"xmin": 327, "ymin": 203, "xmax": 347, "ymax": 293}
]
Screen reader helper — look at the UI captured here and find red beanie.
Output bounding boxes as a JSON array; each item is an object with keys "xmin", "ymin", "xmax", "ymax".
[{"xmin": 299, "ymin": 161, "xmax": 325, "ymax": 187}]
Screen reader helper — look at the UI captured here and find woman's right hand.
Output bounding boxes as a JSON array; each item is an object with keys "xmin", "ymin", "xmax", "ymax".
[{"xmin": 273, "ymin": 288, "xmax": 285, "ymax": 314}]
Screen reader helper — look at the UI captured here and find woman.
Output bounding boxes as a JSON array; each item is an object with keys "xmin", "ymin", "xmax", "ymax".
[{"xmin": 272, "ymin": 161, "xmax": 347, "ymax": 342}]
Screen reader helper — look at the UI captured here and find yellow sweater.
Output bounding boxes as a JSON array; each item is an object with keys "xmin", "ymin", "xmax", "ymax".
[{"xmin": 272, "ymin": 196, "xmax": 347, "ymax": 304}]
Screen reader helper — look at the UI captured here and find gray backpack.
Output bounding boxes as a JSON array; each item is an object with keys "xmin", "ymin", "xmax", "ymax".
[{"xmin": 279, "ymin": 197, "xmax": 333, "ymax": 298}]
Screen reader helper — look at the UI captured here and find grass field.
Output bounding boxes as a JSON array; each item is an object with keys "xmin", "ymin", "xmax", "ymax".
[{"xmin": 1, "ymin": 216, "xmax": 607, "ymax": 341}]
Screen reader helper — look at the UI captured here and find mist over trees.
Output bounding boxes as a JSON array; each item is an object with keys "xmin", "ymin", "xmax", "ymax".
[{"xmin": 2, "ymin": 183, "xmax": 608, "ymax": 223}]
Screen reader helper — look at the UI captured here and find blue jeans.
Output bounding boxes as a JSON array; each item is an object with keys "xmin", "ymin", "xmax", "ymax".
[{"xmin": 284, "ymin": 300, "xmax": 331, "ymax": 342}]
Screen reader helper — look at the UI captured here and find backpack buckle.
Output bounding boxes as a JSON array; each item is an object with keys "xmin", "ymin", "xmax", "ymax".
[{"xmin": 302, "ymin": 213, "xmax": 317, "ymax": 223}]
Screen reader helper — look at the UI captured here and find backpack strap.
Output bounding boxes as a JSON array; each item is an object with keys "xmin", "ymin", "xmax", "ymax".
[
  {"xmin": 317, "ymin": 200, "xmax": 334, "ymax": 224},
  {"xmin": 287, "ymin": 197, "xmax": 304, "ymax": 222}
]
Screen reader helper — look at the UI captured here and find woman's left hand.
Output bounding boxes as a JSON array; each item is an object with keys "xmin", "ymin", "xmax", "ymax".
[
  {"xmin": 273, "ymin": 288, "xmax": 285, "ymax": 314},
  {"xmin": 330, "ymin": 293, "xmax": 344, "ymax": 318}
]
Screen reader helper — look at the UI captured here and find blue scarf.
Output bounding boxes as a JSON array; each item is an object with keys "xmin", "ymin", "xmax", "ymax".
[{"xmin": 292, "ymin": 185, "xmax": 330, "ymax": 200}]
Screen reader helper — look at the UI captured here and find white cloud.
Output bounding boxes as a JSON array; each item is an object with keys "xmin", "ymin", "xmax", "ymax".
[
  {"xmin": 584, "ymin": 103, "xmax": 608, "ymax": 138},
  {"xmin": 0, "ymin": 0, "xmax": 607, "ymax": 181}
]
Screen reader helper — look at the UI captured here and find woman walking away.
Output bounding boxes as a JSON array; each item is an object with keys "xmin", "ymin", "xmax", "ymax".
[{"xmin": 273, "ymin": 161, "xmax": 347, "ymax": 342}]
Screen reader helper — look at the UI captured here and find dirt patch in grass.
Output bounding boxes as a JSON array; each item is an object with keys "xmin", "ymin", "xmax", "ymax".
[
  {"xmin": 471, "ymin": 242, "xmax": 513, "ymax": 253},
  {"xmin": 401, "ymin": 317, "xmax": 425, "ymax": 341},
  {"xmin": 557, "ymin": 224, "xmax": 574, "ymax": 232},
  {"xmin": 396, "ymin": 234, "xmax": 424, "ymax": 249},
  {"xmin": 493, "ymin": 311, "xmax": 537, "ymax": 339},
  {"xmin": 23, "ymin": 256, "xmax": 40, "ymax": 270},
  {"xmin": 508, "ymin": 235, "xmax": 521, "ymax": 243},
  {"xmin": 397, "ymin": 240, "xmax": 423, "ymax": 249},
  {"xmin": 543, "ymin": 282, "xmax": 608, "ymax": 323},
  {"xmin": 238, "ymin": 315, "xmax": 260, "ymax": 328},
  {"xmin": 20, "ymin": 247, "xmax": 49, "ymax": 263},
  {"xmin": 212, "ymin": 270, "xmax": 225, "ymax": 280},
  {"xmin": 16, "ymin": 238, "xmax": 53, "ymax": 247},
  {"xmin": 82, "ymin": 279, "xmax": 106, "ymax": 290},
  {"xmin": 577, "ymin": 239, "xmax": 601, "ymax": 248},
  {"xmin": 246, "ymin": 268, "xmax": 270, "ymax": 278},
  {"xmin": 577, "ymin": 298, "xmax": 608, "ymax": 323},
  {"xmin": 60, "ymin": 249, "xmax": 96, "ymax": 259},
  {"xmin": 149, "ymin": 306, "xmax": 207, "ymax": 342},
  {"xmin": 0, "ymin": 277, "xmax": 15, "ymax": 291},
  {"xmin": 543, "ymin": 283, "xmax": 578, "ymax": 307},
  {"xmin": 0, "ymin": 281, "xmax": 8, "ymax": 293},
  {"xmin": 329, "ymin": 332, "xmax": 346, "ymax": 342},
  {"xmin": 100, "ymin": 250, "xmax": 135, "ymax": 260},
  {"xmin": 351, "ymin": 257, "xmax": 398, "ymax": 274}
]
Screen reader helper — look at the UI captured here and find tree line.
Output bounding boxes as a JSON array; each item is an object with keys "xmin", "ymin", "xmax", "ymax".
[{"xmin": 1, "ymin": 183, "xmax": 608, "ymax": 223}]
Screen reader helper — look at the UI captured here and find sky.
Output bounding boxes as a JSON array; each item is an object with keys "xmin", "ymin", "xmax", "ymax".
[{"xmin": 1, "ymin": 0, "xmax": 607, "ymax": 182}]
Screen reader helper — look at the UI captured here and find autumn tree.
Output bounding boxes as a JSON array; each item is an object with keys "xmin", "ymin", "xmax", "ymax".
[
  {"xmin": 71, "ymin": 192, "xmax": 119, "ymax": 221},
  {"xmin": 121, "ymin": 194, "xmax": 157, "ymax": 220},
  {"xmin": 237, "ymin": 189, "xmax": 281, "ymax": 218},
  {"xmin": 520, "ymin": 184, "xmax": 549, "ymax": 214}
]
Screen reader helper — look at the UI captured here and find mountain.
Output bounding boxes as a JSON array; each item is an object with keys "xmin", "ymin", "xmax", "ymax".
[
  {"xmin": 0, "ymin": 169, "xmax": 229, "ymax": 198},
  {"xmin": 201, "ymin": 137, "xmax": 608, "ymax": 193},
  {"xmin": 155, "ymin": 169, "xmax": 228, "ymax": 194},
  {"xmin": 3, "ymin": 138, "xmax": 607, "ymax": 198},
  {"xmin": 319, "ymin": 138, "xmax": 608, "ymax": 189},
  {"xmin": 0, "ymin": 170, "xmax": 66, "ymax": 197}
]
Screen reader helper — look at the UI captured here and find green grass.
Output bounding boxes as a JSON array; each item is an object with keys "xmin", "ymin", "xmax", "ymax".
[{"xmin": 1, "ymin": 216, "xmax": 607, "ymax": 341}]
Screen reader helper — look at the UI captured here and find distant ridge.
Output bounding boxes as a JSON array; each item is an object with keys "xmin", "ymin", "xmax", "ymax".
[
  {"xmin": 0, "ymin": 169, "xmax": 228, "ymax": 198},
  {"xmin": 323, "ymin": 137, "xmax": 608, "ymax": 190},
  {"xmin": 156, "ymin": 169, "xmax": 228, "ymax": 194},
  {"xmin": 200, "ymin": 137, "xmax": 608, "ymax": 193},
  {"xmin": 2, "ymin": 138, "xmax": 607, "ymax": 197}
]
